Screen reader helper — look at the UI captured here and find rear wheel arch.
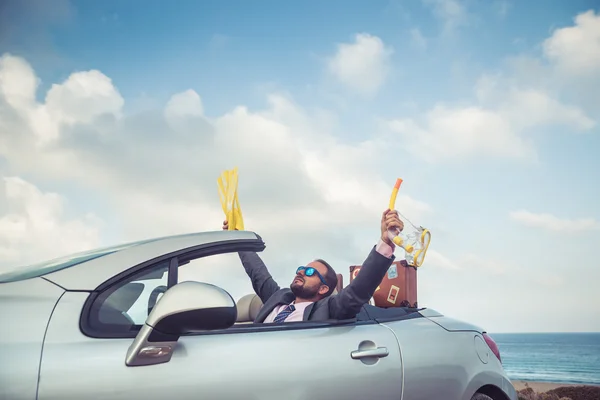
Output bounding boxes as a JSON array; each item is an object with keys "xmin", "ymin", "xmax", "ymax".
[{"xmin": 473, "ymin": 384, "xmax": 510, "ymax": 400}]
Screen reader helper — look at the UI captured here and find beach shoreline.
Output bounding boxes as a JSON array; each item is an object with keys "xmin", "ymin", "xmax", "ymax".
[{"xmin": 512, "ymin": 380, "xmax": 600, "ymax": 393}]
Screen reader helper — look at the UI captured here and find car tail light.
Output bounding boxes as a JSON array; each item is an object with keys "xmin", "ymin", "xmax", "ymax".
[{"xmin": 483, "ymin": 333, "xmax": 502, "ymax": 363}]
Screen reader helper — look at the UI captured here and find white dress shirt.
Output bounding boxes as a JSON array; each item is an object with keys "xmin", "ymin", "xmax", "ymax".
[{"xmin": 263, "ymin": 300, "xmax": 313, "ymax": 323}]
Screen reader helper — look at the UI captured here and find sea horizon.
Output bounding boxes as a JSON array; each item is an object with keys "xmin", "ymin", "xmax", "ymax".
[{"xmin": 490, "ymin": 332, "xmax": 600, "ymax": 386}]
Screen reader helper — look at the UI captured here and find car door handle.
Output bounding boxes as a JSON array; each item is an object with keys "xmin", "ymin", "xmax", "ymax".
[{"xmin": 351, "ymin": 347, "xmax": 389, "ymax": 359}]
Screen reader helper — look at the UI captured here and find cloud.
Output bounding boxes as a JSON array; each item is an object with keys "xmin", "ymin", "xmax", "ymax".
[
  {"xmin": 461, "ymin": 254, "xmax": 506, "ymax": 275},
  {"xmin": 505, "ymin": 10, "xmax": 600, "ymax": 114},
  {"xmin": 422, "ymin": 0, "xmax": 470, "ymax": 35},
  {"xmin": 0, "ymin": 53, "xmax": 431, "ymax": 275},
  {"xmin": 165, "ymin": 89, "xmax": 204, "ymax": 119},
  {"xmin": 410, "ymin": 28, "xmax": 428, "ymax": 50},
  {"xmin": 383, "ymin": 11, "xmax": 596, "ymax": 163},
  {"xmin": 44, "ymin": 69, "xmax": 124, "ymax": 123},
  {"xmin": 534, "ymin": 274, "xmax": 563, "ymax": 288},
  {"xmin": 426, "ymin": 249, "xmax": 461, "ymax": 270},
  {"xmin": 475, "ymin": 74, "xmax": 596, "ymax": 131},
  {"xmin": 0, "ymin": 53, "xmax": 38, "ymax": 111},
  {"xmin": 493, "ymin": 0, "xmax": 510, "ymax": 18},
  {"xmin": 542, "ymin": 10, "xmax": 600, "ymax": 77},
  {"xmin": 0, "ymin": 177, "xmax": 102, "ymax": 269},
  {"xmin": 496, "ymin": 87, "xmax": 595, "ymax": 132},
  {"xmin": 327, "ymin": 33, "xmax": 393, "ymax": 95},
  {"xmin": 0, "ymin": 54, "xmax": 124, "ymax": 145},
  {"xmin": 424, "ymin": 250, "xmax": 509, "ymax": 275},
  {"xmin": 387, "ymin": 104, "xmax": 535, "ymax": 163},
  {"xmin": 509, "ymin": 210, "xmax": 600, "ymax": 233}
]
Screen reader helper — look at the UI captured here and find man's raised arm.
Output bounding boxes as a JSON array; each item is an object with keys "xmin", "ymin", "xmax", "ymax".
[
  {"xmin": 222, "ymin": 220, "xmax": 280, "ymax": 304},
  {"xmin": 237, "ymin": 251, "xmax": 281, "ymax": 304},
  {"xmin": 328, "ymin": 209, "xmax": 402, "ymax": 320}
]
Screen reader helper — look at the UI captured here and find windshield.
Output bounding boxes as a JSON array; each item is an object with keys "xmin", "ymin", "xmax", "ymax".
[{"xmin": 0, "ymin": 239, "xmax": 156, "ymax": 284}]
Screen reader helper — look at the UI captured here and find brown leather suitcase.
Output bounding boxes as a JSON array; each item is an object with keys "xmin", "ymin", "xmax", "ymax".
[{"xmin": 349, "ymin": 260, "xmax": 418, "ymax": 308}]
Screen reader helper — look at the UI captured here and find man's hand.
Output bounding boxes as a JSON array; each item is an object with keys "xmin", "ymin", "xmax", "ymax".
[
  {"xmin": 222, "ymin": 220, "xmax": 239, "ymax": 231},
  {"xmin": 380, "ymin": 209, "xmax": 403, "ymax": 247}
]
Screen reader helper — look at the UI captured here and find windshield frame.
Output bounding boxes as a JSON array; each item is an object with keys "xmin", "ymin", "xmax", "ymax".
[{"xmin": 0, "ymin": 239, "xmax": 157, "ymax": 284}]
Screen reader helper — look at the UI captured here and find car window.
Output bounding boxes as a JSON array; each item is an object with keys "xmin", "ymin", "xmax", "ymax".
[
  {"xmin": 86, "ymin": 260, "xmax": 170, "ymax": 334},
  {"xmin": 83, "ymin": 253, "xmax": 255, "ymax": 337},
  {"xmin": 123, "ymin": 276, "xmax": 169, "ymax": 325}
]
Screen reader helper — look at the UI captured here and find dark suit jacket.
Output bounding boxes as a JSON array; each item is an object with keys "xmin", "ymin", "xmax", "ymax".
[{"xmin": 238, "ymin": 246, "xmax": 395, "ymax": 322}]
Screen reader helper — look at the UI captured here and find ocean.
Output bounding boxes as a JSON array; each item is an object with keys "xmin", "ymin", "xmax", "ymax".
[{"xmin": 491, "ymin": 332, "xmax": 600, "ymax": 385}]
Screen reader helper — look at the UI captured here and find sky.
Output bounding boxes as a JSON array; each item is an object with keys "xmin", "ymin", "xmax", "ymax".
[{"xmin": 0, "ymin": 0, "xmax": 598, "ymax": 333}]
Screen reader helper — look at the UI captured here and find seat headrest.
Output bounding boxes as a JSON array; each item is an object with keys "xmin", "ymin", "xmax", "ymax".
[{"xmin": 236, "ymin": 294, "xmax": 264, "ymax": 322}]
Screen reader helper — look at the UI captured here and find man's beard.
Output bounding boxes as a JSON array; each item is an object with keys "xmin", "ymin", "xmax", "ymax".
[{"xmin": 290, "ymin": 283, "xmax": 319, "ymax": 298}]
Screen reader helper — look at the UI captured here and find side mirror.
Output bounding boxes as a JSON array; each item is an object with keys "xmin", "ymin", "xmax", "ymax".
[{"xmin": 125, "ymin": 281, "xmax": 237, "ymax": 367}]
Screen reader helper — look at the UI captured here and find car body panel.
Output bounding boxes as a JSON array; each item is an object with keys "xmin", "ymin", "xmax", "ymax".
[
  {"xmin": 38, "ymin": 292, "xmax": 404, "ymax": 400},
  {"xmin": 425, "ymin": 315, "xmax": 485, "ymax": 333},
  {"xmin": 0, "ymin": 278, "xmax": 65, "ymax": 400},
  {"xmin": 42, "ymin": 230, "xmax": 264, "ymax": 290},
  {"xmin": 416, "ymin": 308, "xmax": 443, "ymax": 318},
  {"xmin": 386, "ymin": 316, "xmax": 517, "ymax": 400}
]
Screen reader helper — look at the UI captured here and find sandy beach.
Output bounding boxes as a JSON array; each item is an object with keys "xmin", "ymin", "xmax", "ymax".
[{"xmin": 512, "ymin": 380, "xmax": 598, "ymax": 392}]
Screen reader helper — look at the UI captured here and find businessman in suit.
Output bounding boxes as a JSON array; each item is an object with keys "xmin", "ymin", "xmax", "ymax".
[{"xmin": 222, "ymin": 208, "xmax": 403, "ymax": 323}]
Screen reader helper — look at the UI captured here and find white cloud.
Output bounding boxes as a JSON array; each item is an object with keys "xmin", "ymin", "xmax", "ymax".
[
  {"xmin": 0, "ymin": 177, "xmax": 102, "ymax": 269},
  {"xmin": 493, "ymin": 0, "xmax": 510, "ymax": 18},
  {"xmin": 164, "ymin": 89, "xmax": 204, "ymax": 119},
  {"xmin": 503, "ymin": 11, "xmax": 600, "ymax": 113},
  {"xmin": 534, "ymin": 274, "xmax": 563, "ymax": 288},
  {"xmin": 0, "ymin": 54, "xmax": 123, "ymax": 145},
  {"xmin": 0, "ymin": 53, "xmax": 38, "ymax": 111},
  {"xmin": 387, "ymin": 105, "xmax": 535, "ymax": 162},
  {"xmin": 164, "ymin": 89, "xmax": 208, "ymax": 136},
  {"xmin": 476, "ymin": 74, "xmax": 596, "ymax": 130},
  {"xmin": 0, "ymin": 53, "xmax": 431, "ymax": 277},
  {"xmin": 327, "ymin": 33, "xmax": 393, "ymax": 95},
  {"xmin": 497, "ymin": 87, "xmax": 595, "ymax": 131},
  {"xmin": 384, "ymin": 16, "xmax": 597, "ymax": 163},
  {"xmin": 423, "ymin": 250, "xmax": 509, "ymax": 275},
  {"xmin": 422, "ymin": 0, "xmax": 469, "ymax": 35},
  {"xmin": 509, "ymin": 210, "xmax": 600, "ymax": 233},
  {"xmin": 44, "ymin": 69, "xmax": 124, "ymax": 126},
  {"xmin": 410, "ymin": 28, "xmax": 427, "ymax": 50},
  {"xmin": 542, "ymin": 10, "xmax": 600, "ymax": 76},
  {"xmin": 461, "ymin": 254, "xmax": 506, "ymax": 275},
  {"xmin": 426, "ymin": 249, "xmax": 461, "ymax": 270}
]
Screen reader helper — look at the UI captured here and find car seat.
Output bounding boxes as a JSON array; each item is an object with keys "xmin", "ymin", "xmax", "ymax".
[{"xmin": 235, "ymin": 293, "xmax": 263, "ymax": 323}]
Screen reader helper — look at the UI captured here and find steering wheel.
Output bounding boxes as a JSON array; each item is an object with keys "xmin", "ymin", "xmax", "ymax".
[{"xmin": 147, "ymin": 285, "xmax": 168, "ymax": 316}]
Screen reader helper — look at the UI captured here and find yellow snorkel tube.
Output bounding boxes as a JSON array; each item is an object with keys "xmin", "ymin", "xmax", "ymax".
[
  {"xmin": 388, "ymin": 178, "xmax": 410, "ymax": 250},
  {"xmin": 388, "ymin": 178, "xmax": 431, "ymax": 268}
]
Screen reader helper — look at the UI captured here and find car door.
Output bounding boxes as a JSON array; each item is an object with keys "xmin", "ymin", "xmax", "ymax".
[
  {"xmin": 36, "ymin": 240, "xmax": 404, "ymax": 400},
  {"xmin": 39, "ymin": 300, "xmax": 403, "ymax": 400}
]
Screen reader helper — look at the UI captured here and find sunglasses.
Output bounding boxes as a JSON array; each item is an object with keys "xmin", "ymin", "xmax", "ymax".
[{"xmin": 296, "ymin": 266, "xmax": 328, "ymax": 286}]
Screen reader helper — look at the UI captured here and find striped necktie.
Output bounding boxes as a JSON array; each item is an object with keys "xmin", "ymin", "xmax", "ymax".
[{"xmin": 273, "ymin": 304, "xmax": 296, "ymax": 323}]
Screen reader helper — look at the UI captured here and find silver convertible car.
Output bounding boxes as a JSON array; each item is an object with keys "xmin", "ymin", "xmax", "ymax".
[{"xmin": 0, "ymin": 230, "xmax": 517, "ymax": 400}]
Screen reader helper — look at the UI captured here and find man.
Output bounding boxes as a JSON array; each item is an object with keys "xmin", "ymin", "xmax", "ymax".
[{"xmin": 222, "ymin": 209, "xmax": 403, "ymax": 323}]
